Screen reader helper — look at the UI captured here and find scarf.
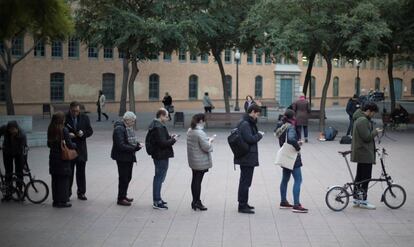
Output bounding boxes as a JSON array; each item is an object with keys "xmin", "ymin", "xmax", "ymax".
[
  {"xmin": 275, "ymin": 123, "xmax": 292, "ymax": 138},
  {"xmin": 126, "ymin": 127, "xmax": 138, "ymax": 146}
]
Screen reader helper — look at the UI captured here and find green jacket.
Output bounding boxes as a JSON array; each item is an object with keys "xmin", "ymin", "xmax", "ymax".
[
  {"xmin": 351, "ymin": 114, "xmax": 378, "ymax": 164},
  {"xmin": 352, "ymin": 108, "xmax": 364, "ymax": 121}
]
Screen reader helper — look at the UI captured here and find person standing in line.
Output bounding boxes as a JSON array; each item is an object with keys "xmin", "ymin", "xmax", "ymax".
[
  {"xmin": 162, "ymin": 92, "xmax": 173, "ymax": 120},
  {"xmin": 275, "ymin": 109, "xmax": 308, "ymax": 213},
  {"xmin": 187, "ymin": 113, "xmax": 214, "ymax": 211},
  {"xmin": 351, "ymin": 102, "xmax": 382, "ymax": 209},
  {"xmin": 65, "ymin": 101, "xmax": 93, "ymax": 201},
  {"xmin": 147, "ymin": 108, "xmax": 178, "ymax": 209},
  {"xmin": 234, "ymin": 104, "xmax": 264, "ymax": 214},
  {"xmin": 97, "ymin": 90, "xmax": 109, "ymax": 122},
  {"xmin": 111, "ymin": 111, "xmax": 142, "ymax": 206},
  {"xmin": 243, "ymin": 95, "xmax": 256, "ymax": 113},
  {"xmin": 292, "ymin": 93, "xmax": 311, "ymax": 143},
  {"xmin": 203, "ymin": 92, "xmax": 214, "ymax": 113},
  {"xmin": 47, "ymin": 111, "xmax": 77, "ymax": 208},
  {"xmin": 0, "ymin": 121, "xmax": 27, "ymax": 201},
  {"xmin": 346, "ymin": 94, "xmax": 360, "ymax": 136}
]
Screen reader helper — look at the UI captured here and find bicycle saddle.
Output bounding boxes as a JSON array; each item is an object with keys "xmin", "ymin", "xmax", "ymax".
[{"xmin": 338, "ymin": 150, "xmax": 352, "ymax": 156}]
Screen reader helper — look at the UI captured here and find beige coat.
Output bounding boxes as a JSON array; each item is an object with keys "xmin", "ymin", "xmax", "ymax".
[
  {"xmin": 99, "ymin": 94, "xmax": 106, "ymax": 112},
  {"xmin": 186, "ymin": 128, "xmax": 213, "ymax": 170}
]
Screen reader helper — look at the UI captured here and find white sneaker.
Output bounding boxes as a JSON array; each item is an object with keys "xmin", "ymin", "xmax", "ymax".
[
  {"xmin": 359, "ymin": 201, "xmax": 376, "ymax": 210},
  {"xmin": 353, "ymin": 199, "xmax": 361, "ymax": 207}
]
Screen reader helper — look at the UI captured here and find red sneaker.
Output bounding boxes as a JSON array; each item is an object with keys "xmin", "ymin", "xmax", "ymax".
[{"xmin": 292, "ymin": 204, "xmax": 308, "ymax": 213}]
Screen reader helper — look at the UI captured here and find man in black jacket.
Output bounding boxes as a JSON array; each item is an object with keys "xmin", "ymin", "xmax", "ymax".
[
  {"xmin": 234, "ymin": 104, "xmax": 264, "ymax": 214},
  {"xmin": 65, "ymin": 101, "xmax": 93, "ymax": 200},
  {"xmin": 346, "ymin": 95, "xmax": 360, "ymax": 136},
  {"xmin": 0, "ymin": 121, "xmax": 27, "ymax": 201},
  {"xmin": 111, "ymin": 111, "xmax": 142, "ymax": 206},
  {"xmin": 147, "ymin": 108, "xmax": 178, "ymax": 209}
]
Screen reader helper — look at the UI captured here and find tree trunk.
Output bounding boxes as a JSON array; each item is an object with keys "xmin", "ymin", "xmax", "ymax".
[
  {"xmin": 387, "ymin": 51, "xmax": 396, "ymax": 112},
  {"xmin": 319, "ymin": 57, "xmax": 333, "ymax": 132},
  {"xmin": 302, "ymin": 51, "xmax": 316, "ymax": 97},
  {"xmin": 119, "ymin": 57, "xmax": 129, "ymax": 116},
  {"xmin": 212, "ymin": 50, "xmax": 230, "ymax": 113},
  {"xmin": 4, "ymin": 67, "xmax": 15, "ymax": 115},
  {"xmin": 128, "ymin": 59, "xmax": 139, "ymax": 113}
]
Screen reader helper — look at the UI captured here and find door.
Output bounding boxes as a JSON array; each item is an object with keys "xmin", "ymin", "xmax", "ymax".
[
  {"xmin": 280, "ymin": 78, "xmax": 293, "ymax": 107},
  {"xmin": 393, "ymin": 78, "xmax": 403, "ymax": 100}
]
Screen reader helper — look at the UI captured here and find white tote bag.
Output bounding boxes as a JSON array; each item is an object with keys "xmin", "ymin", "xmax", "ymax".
[{"xmin": 275, "ymin": 131, "xmax": 298, "ymax": 170}]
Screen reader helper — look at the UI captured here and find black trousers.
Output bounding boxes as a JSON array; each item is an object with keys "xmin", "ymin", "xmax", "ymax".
[
  {"xmin": 238, "ymin": 166, "xmax": 255, "ymax": 206},
  {"xmin": 204, "ymin": 107, "xmax": 212, "ymax": 113},
  {"xmin": 191, "ymin": 169, "xmax": 207, "ymax": 203},
  {"xmin": 117, "ymin": 161, "xmax": 133, "ymax": 200},
  {"xmin": 69, "ymin": 160, "xmax": 86, "ymax": 196},
  {"xmin": 3, "ymin": 154, "xmax": 24, "ymax": 191},
  {"xmin": 97, "ymin": 106, "xmax": 108, "ymax": 121},
  {"xmin": 51, "ymin": 174, "xmax": 70, "ymax": 204},
  {"xmin": 354, "ymin": 163, "xmax": 373, "ymax": 200}
]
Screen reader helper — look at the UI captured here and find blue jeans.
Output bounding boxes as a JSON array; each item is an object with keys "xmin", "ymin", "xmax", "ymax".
[
  {"xmin": 153, "ymin": 159, "xmax": 169, "ymax": 202},
  {"xmin": 280, "ymin": 167, "xmax": 302, "ymax": 206}
]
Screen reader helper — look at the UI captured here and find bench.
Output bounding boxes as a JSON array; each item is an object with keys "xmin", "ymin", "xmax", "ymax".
[
  {"xmin": 205, "ymin": 112, "xmax": 244, "ymax": 127},
  {"xmin": 309, "ymin": 110, "xmax": 326, "ymax": 119},
  {"xmin": 261, "ymin": 100, "xmax": 280, "ymax": 110},
  {"xmin": 382, "ymin": 113, "xmax": 414, "ymax": 129}
]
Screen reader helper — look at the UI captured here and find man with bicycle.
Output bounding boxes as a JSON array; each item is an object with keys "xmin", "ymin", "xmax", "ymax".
[{"xmin": 351, "ymin": 102, "xmax": 382, "ymax": 209}]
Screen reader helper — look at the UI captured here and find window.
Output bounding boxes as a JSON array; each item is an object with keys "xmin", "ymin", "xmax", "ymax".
[
  {"xmin": 68, "ymin": 38, "xmax": 79, "ymax": 58},
  {"xmin": 316, "ymin": 54, "xmax": 323, "ymax": 67},
  {"xmin": 103, "ymin": 47, "xmax": 113, "ymax": 59},
  {"xmin": 102, "ymin": 73, "xmax": 115, "ymax": 101},
  {"xmin": 34, "ymin": 40, "xmax": 45, "ymax": 57},
  {"xmin": 333, "ymin": 58, "xmax": 340, "ymax": 68},
  {"xmin": 247, "ymin": 51, "xmax": 253, "ymax": 64},
  {"xmin": 310, "ymin": 76, "xmax": 316, "ymax": 97},
  {"xmin": 255, "ymin": 76, "xmax": 263, "ymax": 99},
  {"xmin": 88, "ymin": 46, "xmax": 99, "ymax": 58},
  {"xmin": 190, "ymin": 53, "xmax": 197, "ymax": 62},
  {"xmin": 179, "ymin": 49, "xmax": 186, "ymax": 62},
  {"xmin": 375, "ymin": 77, "xmax": 381, "ymax": 91},
  {"xmin": 411, "ymin": 79, "xmax": 414, "ymax": 95},
  {"xmin": 265, "ymin": 53, "xmax": 272, "ymax": 64},
  {"xmin": 333, "ymin": 77, "xmax": 339, "ymax": 97},
  {"xmin": 276, "ymin": 55, "xmax": 282, "ymax": 64},
  {"xmin": 225, "ymin": 75, "xmax": 232, "ymax": 98},
  {"xmin": 12, "ymin": 36, "xmax": 24, "ymax": 56},
  {"xmin": 256, "ymin": 50, "xmax": 262, "ymax": 64},
  {"xmin": 163, "ymin": 52, "xmax": 172, "ymax": 61},
  {"xmin": 189, "ymin": 75, "xmax": 198, "ymax": 100},
  {"xmin": 224, "ymin": 49, "xmax": 232, "ymax": 63},
  {"xmin": 51, "ymin": 41, "xmax": 63, "ymax": 58},
  {"xmin": 149, "ymin": 74, "xmax": 160, "ymax": 100},
  {"xmin": 118, "ymin": 49, "xmax": 126, "ymax": 59},
  {"xmin": 340, "ymin": 58, "xmax": 346, "ymax": 68},
  {"xmin": 0, "ymin": 70, "xmax": 5, "ymax": 102},
  {"xmin": 200, "ymin": 53, "xmax": 208, "ymax": 63},
  {"xmin": 302, "ymin": 56, "xmax": 309, "ymax": 66},
  {"xmin": 50, "ymin": 73, "xmax": 64, "ymax": 102},
  {"xmin": 375, "ymin": 58, "xmax": 381, "ymax": 70}
]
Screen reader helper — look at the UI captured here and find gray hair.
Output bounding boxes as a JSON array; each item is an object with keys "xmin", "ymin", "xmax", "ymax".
[{"xmin": 123, "ymin": 111, "xmax": 136, "ymax": 121}]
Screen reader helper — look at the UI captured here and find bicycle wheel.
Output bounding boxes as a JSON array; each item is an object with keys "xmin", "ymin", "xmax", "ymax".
[
  {"xmin": 11, "ymin": 178, "xmax": 25, "ymax": 202},
  {"xmin": 326, "ymin": 186, "xmax": 350, "ymax": 212},
  {"xmin": 383, "ymin": 184, "xmax": 406, "ymax": 209},
  {"xmin": 25, "ymin": 180, "xmax": 49, "ymax": 204}
]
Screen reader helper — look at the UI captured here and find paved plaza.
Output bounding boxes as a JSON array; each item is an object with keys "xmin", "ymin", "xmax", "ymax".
[{"xmin": 1, "ymin": 108, "xmax": 414, "ymax": 247}]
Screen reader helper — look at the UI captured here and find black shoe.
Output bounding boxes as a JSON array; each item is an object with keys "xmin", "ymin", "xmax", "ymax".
[
  {"xmin": 247, "ymin": 204, "xmax": 255, "ymax": 210},
  {"xmin": 192, "ymin": 201, "xmax": 207, "ymax": 211},
  {"xmin": 125, "ymin": 197, "xmax": 134, "ymax": 203},
  {"xmin": 1, "ymin": 195, "xmax": 12, "ymax": 202},
  {"xmin": 161, "ymin": 200, "xmax": 168, "ymax": 205},
  {"xmin": 117, "ymin": 199, "xmax": 132, "ymax": 206},
  {"xmin": 77, "ymin": 194, "xmax": 87, "ymax": 201},
  {"xmin": 153, "ymin": 201, "xmax": 168, "ymax": 210},
  {"xmin": 238, "ymin": 206, "xmax": 255, "ymax": 214},
  {"xmin": 54, "ymin": 202, "xmax": 72, "ymax": 208}
]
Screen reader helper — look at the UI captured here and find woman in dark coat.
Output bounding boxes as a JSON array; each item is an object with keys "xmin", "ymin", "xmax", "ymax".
[
  {"xmin": 243, "ymin": 95, "xmax": 256, "ymax": 113},
  {"xmin": 292, "ymin": 94, "xmax": 311, "ymax": 142},
  {"xmin": 47, "ymin": 111, "xmax": 77, "ymax": 208}
]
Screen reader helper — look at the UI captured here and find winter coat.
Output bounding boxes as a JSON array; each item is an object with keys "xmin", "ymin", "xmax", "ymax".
[
  {"xmin": 0, "ymin": 124, "xmax": 27, "ymax": 156},
  {"xmin": 64, "ymin": 112, "xmax": 93, "ymax": 162},
  {"xmin": 148, "ymin": 119, "xmax": 176, "ymax": 160},
  {"xmin": 346, "ymin": 98, "xmax": 359, "ymax": 117},
  {"xmin": 162, "ymin": 95, "xmax": 172, "ymax": 107},
  {"xmin": 111, "ymin": 121, "xmax": 141, "ymax": 163},
  {"xmin": 187, "ymin": 127, "xmax": 213, "ymax": 171},
  {"xmin": 351, "ymin": 114, "xmax": 378, "ymax": 164},
  {"xmin": 203, "ymin": 95, "xmax": 213, "ymax": 107},
  {"xmin": 275, "ymin": 122, "xmax": 302, "ymax": 168},
  {"xmin": 244, "ymin": 100, "xmax": 256, "ymax": 113},
  {"xmin": 352, "ymin": 109, "xmax": 365, "ymax": 121},
  {"xmin": 233, "ymin": 114, "xmax": 263, "ymax": 167},
  {"xmin": 293, "ymin": 99, "xmax": 311, "ymax": 126},
  {"xmin": 99, "ymin": 94, "xmax": 106, "ymax": 112},
  {"xmin": 48, "ymin": 127, "xmax": 76, "ymax": 175}
]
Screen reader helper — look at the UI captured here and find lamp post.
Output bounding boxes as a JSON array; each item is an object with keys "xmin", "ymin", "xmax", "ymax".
[
  {"xmin": 234, "ymin": 49, "xmax": 241, "ymax": 111},
  {"xmin": 356, "ymin": 59, "xmax": 360, "ymax": 96}
]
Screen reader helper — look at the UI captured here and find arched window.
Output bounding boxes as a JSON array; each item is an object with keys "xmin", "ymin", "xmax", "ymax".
[
  {"xmin": 310, "ymin": 76, "xmax": 316, "ymax": 97},
  {"xmin": 50, "ymin": 73, "xmax": 64, "ymax": 102},
  {"xmin": 225, "ymin": 75, "xmax": 232, "ymax": 98},
  {"xmin": 102, "ymin": 73, "xmax": 115, "ymax": 101},
  {"xmin": 355, "ymin": 77, "xmax": 360, "ymax": 96},
  {"xmin": 255, "ymin": 76, "xmax": 263, "ymax": 98},
  {"xmin": 189, "ymin": 75, "xmax": 198, "ymax": 100},
  {"xmin": 375, "ymin": 77, "xmax": 381, "ymax": 91},
  {"xmin": 149, "ymin": 74, "xmax": 160, "ymax": 100},
  {"xmin": 333, "ymin": 77, "xmax": 339, "ymax": 97}
]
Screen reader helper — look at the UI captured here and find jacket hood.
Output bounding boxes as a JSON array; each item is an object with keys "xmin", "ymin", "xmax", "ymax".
[
  {"xmin": 114, "ymin": 120, "xmax": 125, "ymax": 128},
  {"xmin": 353, "ymin": 109, "xmax": 365, "ymax": 121},
  {"xmin": 148, "ymin": 119, "xmax": 164, "ymax": 130}
]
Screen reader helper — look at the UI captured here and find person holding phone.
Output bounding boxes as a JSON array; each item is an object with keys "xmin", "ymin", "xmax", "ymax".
[{"xmin": 147, "ymin": 108, "xmax": 178, "ymax": 209}]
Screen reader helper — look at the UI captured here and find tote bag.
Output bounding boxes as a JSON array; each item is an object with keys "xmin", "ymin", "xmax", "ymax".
[{"xmin": 275, "ymin": 130, "xmax": 298, "ymax": 170}]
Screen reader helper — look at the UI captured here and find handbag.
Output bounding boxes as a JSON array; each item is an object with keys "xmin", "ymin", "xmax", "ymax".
[
  {"xmin": 274, "ymin": 129, "xmax": 298, "ymax": 170},
  {"xmin": 61, "ymin": 132, "xmax": 78, "ymax": 161}
]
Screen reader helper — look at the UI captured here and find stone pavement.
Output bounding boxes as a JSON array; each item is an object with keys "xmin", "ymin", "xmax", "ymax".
[{"xmin": 1, "ymin": 108, "xmax": 414, "ymax": 247}]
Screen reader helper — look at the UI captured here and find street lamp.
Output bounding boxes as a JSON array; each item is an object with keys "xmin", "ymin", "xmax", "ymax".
[
  {"xmin": 355, "ymin": 59, "xmax": 360, "ymax": 96},
  {"xmin": 234, "ymin": 49, "xmax": 241, "ymax": 111}
]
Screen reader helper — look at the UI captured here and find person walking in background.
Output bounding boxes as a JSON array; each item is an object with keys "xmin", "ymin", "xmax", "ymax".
[
  {"xmin": 346, "ymin": 94, "xmax": 360, "ymax": 136},
  {"xmin": 47, "ymin": 112, "xmax": 76, "ymax": 208},
  {"xmin": 97, "ymin": 90, "xmax": 109, "ymax": 122},
  {"xmin": 147, "ymin": 108, "xmax": 178, "ymax": 210},
  {"xmin": 292, "ymin": 93, "xmax": 311, "ymax": 142},
  {"xmin": 65, "ymin": 101, "xmax": 93, "ymax": 201},
  {"xmin": 390, "ymin": 103, "xmax": 409, "ymax": 128},
  {"xmin": 243, "ymin": 95, "xmax": 256, "ymax": 113},
  {"xmin": 0, "ymin": 121, "xmax": 27, "ymax": 201},
  {"xmin": 111, "ymin": 111, "xmax": 142, "ymax": 206},
  {"xmin": 162, "ymin": 92, "xmax": 173, "ymax": 120},
  {"xmin": 275, "ymin": 109, "xmax": 308, "ymax": 213},
  {"xmin": 187, "ymin": 113, "xmax": 214, "ymax": 211},
  {"xmin": 203, "ymin": 92, "xmax": 214, "ymax": 113},
  {"xmin": 351, "ymin": 102, "xmax": 382, "ymax": 210},
  {"xmin": 234, "ymin": 104, "xmax": 264, "ymax": 214}
]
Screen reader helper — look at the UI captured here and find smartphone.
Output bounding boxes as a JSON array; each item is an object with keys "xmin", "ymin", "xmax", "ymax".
[{"xmin": 175, "ymin": 134, "xmax": 181, "ymax": 138}]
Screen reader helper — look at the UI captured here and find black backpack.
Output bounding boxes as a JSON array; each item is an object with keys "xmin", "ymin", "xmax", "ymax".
[
  {"xmin": 227, "ymin": 121, "xmax": 249, "ymax": 159},
  {"xmin": 340, "ymin": 135, "xmax": 352, "ymax": 144},
  {"xmin": 324, "ymin": 127, "xmax": 338, "ymax": 141},
  {"xmin": 145, "ymin": 129, "xmax": 155, "ymax": 155}
]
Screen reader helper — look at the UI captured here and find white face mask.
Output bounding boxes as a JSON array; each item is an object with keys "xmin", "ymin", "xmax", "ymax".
[{"xmin": 196, "ymin": 122, "xmax": 205, "ymax": 129}]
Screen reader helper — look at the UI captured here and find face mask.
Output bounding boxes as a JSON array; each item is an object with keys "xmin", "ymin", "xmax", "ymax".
[{"xmin": 196, "ymin": 122, "xmax": 205, "ymax": 129}]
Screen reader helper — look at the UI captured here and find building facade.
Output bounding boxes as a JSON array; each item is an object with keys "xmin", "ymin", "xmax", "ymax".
[{"xmin": 1, "ymin": 36, "xmax": 414, "ymax": 115}]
